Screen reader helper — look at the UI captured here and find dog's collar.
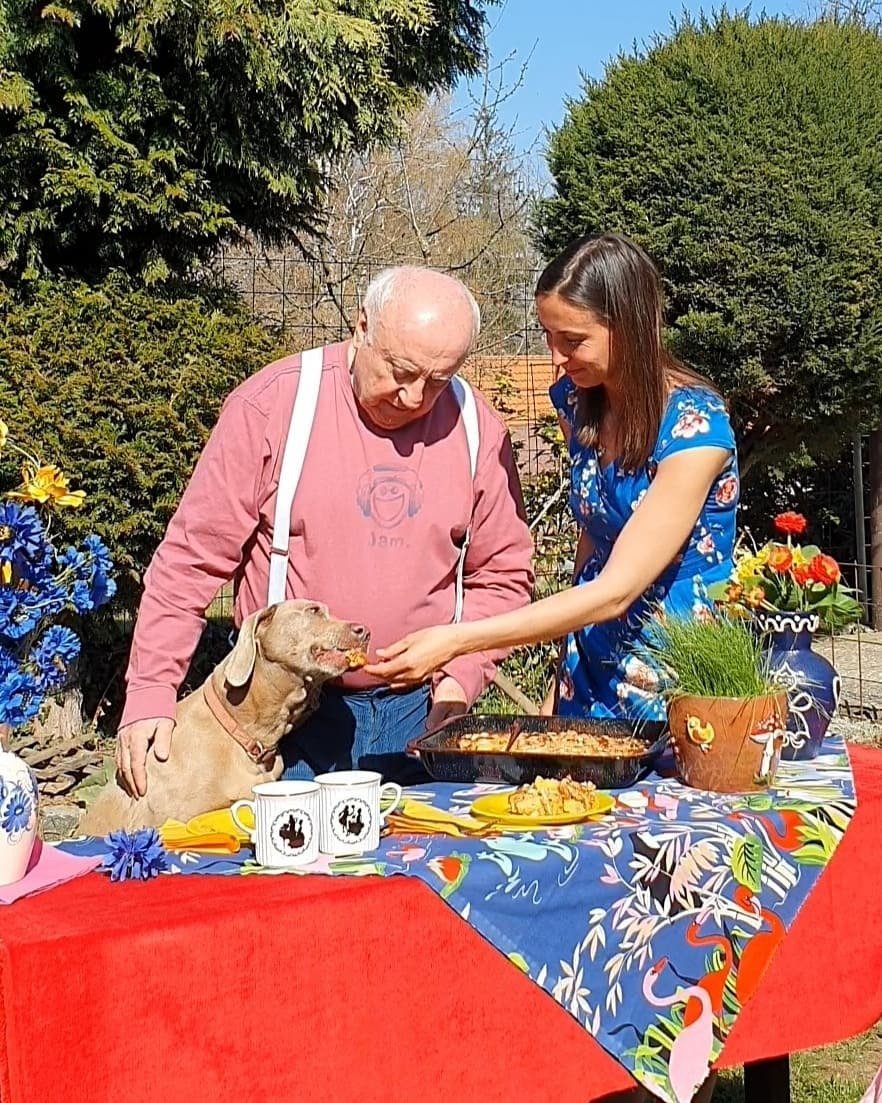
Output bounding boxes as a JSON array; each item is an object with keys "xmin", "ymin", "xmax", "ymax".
[{"xmin": 202, "ymin": 677, "xmax": 277, "ymax": 767}]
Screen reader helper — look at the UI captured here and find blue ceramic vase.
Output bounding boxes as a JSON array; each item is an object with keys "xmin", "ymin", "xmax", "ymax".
[{"xmin": 757, "ymin": 612, "xmax": 840, "ymax": 761}]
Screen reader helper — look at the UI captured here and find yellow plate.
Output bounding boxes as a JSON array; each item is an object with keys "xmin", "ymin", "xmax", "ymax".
[
  {"xmin": 469, "ymin": 791, "xmax": 616, "ymax": 827},
  {"xmin": 186, "ymin": 807, "xmax": 253, "ymax": 843}
]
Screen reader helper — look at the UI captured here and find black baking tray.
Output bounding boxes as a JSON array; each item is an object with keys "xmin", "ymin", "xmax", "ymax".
[{"xmin": 406, "ymin": 714, "xmax": 668, "ymax": 788}]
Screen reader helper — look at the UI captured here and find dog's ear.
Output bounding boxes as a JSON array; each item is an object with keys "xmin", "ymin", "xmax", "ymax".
[{"xmin": 226, "ymin": 605, "xmax": 277, "ymax": 688}]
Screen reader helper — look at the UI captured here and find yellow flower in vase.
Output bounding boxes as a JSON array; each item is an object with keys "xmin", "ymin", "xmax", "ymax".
[
  {"xmin": 0, "ymin": 419, "xmax": 8, "ymax": 451},
  {"xmin": 736, "ymin": 555, "xmax": 763, "ymax": 584},
  {"xmin": 9, "ymin": 464, "xmax": 86, "ymax": 509}
]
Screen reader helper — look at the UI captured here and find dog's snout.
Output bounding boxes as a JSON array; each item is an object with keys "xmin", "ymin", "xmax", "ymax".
[{"xmin": 349, "ymin": 623, "xmax": 367, "ymax": 639}]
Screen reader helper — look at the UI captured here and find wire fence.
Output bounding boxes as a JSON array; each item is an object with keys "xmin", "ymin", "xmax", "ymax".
[{"xmin": 193, "ymin": 249, "xmax": 882, "ymax": 716}]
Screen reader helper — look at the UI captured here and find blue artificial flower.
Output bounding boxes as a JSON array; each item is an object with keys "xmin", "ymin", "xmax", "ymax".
[
  {"xmin": 57, "ymin": 545, "xmax": 86, "ymax": 576},
  {"xmin": 0, "ymin": 503, "xmax": 47, "ymax": 565},
  {"xmin": 70, "ymin": 578, "xmax": 94, "ymax": 614},
  {"xmin": 103, "ymin": 829, "xmax": 168, "ymax": 882},
  {"xmin": 90, "ymin": 567, "xmax": 116, "ymax": 608},
  {"xmin": 0, "ymin": 584, "xmax": 64, "ymax": 640},
  {"xmin": 11, "ymin": 550, "xmax": 51, "ymax": 589},
  {"xmin": 0, "ymin": 643, "xmax": 16, "ymax": 680},
  {"xmin": 29, "ymin": 625, "xmax": 81, "ymax": 690},
  {"xmin": 58, "ymin": 536, "xmax": 116, "ymax": 612},
  {"xmin": 0, "ymin": 587, "xmax": 43, "ymax": 640},
  {"xmin": 82, "ymin": 535, "xmax": 116, "ymax": 610},
  {"xmin": 0, "ymin": 670, "xmax": 42, "ymax": 729},
  {"xmin": 1, "ymin": 784, "xmax": 34, "ymax": 834},
  {"xmin": 83, "ymin": 534, "xmax": 113, "ymax": 576}
]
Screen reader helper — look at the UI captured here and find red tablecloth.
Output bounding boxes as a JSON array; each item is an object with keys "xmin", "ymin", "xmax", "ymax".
[{"xmin": 2, "ymin": 745, "xmax": 882, "ymax": 1103}]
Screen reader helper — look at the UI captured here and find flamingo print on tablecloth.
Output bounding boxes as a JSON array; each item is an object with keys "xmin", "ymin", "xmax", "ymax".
[
  {"xmin": 860, "ymin": 1064, "xmax": 882, "ymax": 1103},
  {"xmin": 684, "ymin": 917, "xmax": 734, "ymax": 1024},
  {"xmin": 643, "ymin": 958, "xmax": 715, "ymax": 1103}
]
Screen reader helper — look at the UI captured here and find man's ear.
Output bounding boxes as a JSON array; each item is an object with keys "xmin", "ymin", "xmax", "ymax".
[
  {"xmin": 226, "ymin": 605, "xmax": 277, "ymax": 688},
  {"xmin": 351, "ymin": 308, "xmax": 368, "ymax": 348}
]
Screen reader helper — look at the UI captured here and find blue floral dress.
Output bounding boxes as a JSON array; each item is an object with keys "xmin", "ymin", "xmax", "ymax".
[{"xmin": 550, "ymin": 377, "xmax": 739, "ymax": 722}]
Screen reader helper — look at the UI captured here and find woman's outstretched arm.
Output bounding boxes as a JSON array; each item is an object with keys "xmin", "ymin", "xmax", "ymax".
[{"xmin": 364, "ymin": 447, "xmax": 729, "ymax": 687}]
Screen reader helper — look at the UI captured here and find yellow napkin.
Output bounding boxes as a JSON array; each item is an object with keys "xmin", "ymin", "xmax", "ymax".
[
  {"xmin": 158, "ymin": 807, "xmax": 249, "ymax": 853},
  {"xmin": 386, "ymin": 799, "xmax": 496, "ymax": 838}
]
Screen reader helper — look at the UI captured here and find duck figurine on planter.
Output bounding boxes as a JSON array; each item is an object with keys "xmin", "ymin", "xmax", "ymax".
[{"xmin": 708, "ymin": 512, "xmax": 861, "ymax": 760}]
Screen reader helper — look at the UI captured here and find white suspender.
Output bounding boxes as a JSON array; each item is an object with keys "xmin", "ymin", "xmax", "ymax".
[
  {"xmin": 450, "ymin": 377, "xmax": 479, "ymax": 624},
  {"xmin": 266, "ymin": 347, "xmax": 324, "ymax": 607},
  {"xmin": 266, "ymin": 357, "xmax": 480, "ymax": 621}
]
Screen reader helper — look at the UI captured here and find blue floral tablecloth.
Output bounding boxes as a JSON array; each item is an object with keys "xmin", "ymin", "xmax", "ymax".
[{"xmin": 61, "ymin": 735, "xmax": 856, "ymax": 1103}]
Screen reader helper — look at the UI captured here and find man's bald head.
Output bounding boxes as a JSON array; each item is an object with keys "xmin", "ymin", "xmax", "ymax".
[
  {"xmin": 350, "ymin": 266, "xmax": 481, "ymax": 431},
  {"xmin": 362, "ymin": 266, "xmax": 480, "ymax": 354}
]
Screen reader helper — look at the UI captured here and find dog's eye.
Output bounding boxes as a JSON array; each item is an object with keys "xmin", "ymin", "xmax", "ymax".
[{"xmin": 304, "ymin": 603, "xmax": 322, "ymax": 615}]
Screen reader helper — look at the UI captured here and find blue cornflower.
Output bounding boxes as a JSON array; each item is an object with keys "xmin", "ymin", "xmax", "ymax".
[
  {"xmin": 0, "ymin": 503, "xmax": 46, "ymax": 565},
  {"xmin": 81, "ymin": 535, "xmax": 116, "ymax": 610},
  {"xmin": 30, "ymin": 625, "xmax": 80, "ymax": 689},
  {"xmin": 90, "ymin": 568, "xmax": 116, "ymax": 608},
  {"xmin": 0, "ymin": 644, "xmax": 16, "ymax": 680},
  {"xmin": 0, "ymin": 587, "xmax": 44, "ymax": 639},
  {"xmin": 1, "ymin": 784, "xmax": 34, "ymax": 834},
  {"xmin": 103, "ymin": 829, "xmax": 168, "ymax": 882},
  {"xmin": 57, "ymin": 545, "xmax": 86, "ymax": 577},
  {"xmin": 70, "ymin": 578, "xmax": 94, "ymax": 614},
  {"xmin": 83, "ymin": 534, "xmax": 112, "ymax": 576},
  {"xmin": 59, "ymin": 537, "xmax": 115, "ymax": 612},
  {"xmin": 0, "ymin": 670, "xmax": 42, "ymax": 729},
  {"xmin": 0, "ymin": 582, "xmax": 66, "ymax": 640}
]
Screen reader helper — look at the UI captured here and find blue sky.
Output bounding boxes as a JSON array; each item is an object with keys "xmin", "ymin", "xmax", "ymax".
[{"xmin": 457, "ymin": 0, "xmax": 815, "ymax": 154}]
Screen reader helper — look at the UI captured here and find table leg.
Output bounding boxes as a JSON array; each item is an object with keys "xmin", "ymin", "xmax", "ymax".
[{"xmin": 744, "ymin": 1055, "xmax": 791, "ymax": 1103}]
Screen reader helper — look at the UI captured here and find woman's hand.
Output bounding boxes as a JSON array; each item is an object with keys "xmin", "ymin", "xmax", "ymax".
[{"xmin": 364, "ymin": 625, "xmax": 465, "ymax": 687}]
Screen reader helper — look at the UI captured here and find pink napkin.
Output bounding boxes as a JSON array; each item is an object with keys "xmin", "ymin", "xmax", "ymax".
[{"xmin": 0, "ymin": 840, "xmax": 102, "ymax": 905}]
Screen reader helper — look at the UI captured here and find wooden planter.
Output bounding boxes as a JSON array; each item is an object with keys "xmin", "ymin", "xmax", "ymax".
[{"xmin": 667, "ymin": 692, "xmax": 788, "ymax": 793}]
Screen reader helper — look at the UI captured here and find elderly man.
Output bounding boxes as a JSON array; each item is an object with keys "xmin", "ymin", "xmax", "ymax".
[{"xmin": 118, "ymin": 265, "xmax": 533, "ymax": 793}]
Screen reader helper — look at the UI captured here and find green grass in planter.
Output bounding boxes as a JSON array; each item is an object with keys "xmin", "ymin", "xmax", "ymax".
[{"xmin": 645, "ymin": 616, "xmax": 781, "ymax": 700}]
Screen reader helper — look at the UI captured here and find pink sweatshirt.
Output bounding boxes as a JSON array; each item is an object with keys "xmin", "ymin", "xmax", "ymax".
[{"xmin": 121, "ymin": 342, "xmax": 534, "ymax": 727}]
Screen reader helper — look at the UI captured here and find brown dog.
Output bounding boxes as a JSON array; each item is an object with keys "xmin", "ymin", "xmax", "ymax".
[{"xmin": 80, "ymin": 600, "xmax": 369, "ymax": 834}]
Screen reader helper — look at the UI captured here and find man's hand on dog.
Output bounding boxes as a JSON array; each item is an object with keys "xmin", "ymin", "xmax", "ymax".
[{"xmin": 116, "ymin": 718, "xmax": 175, "ymax": 798}]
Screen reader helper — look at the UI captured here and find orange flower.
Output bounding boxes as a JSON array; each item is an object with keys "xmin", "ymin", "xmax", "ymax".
[
  {"xmin": 774, "ymin": 512, "xmax": 808, "ymax": 536},
  {"xmin": 793, "ymin": 564, "xmax": 812, "ymax": 587},
  {"xmin": 808, "ymin": 554, "xmax": 841, "ymax": 587},
  {"xmin": 767, "ymin": 545, "xmax": 793, "ymax": 573},
  {"xmin": 745, "ymin": 585, "xmax": 766, "ymax": 609}
]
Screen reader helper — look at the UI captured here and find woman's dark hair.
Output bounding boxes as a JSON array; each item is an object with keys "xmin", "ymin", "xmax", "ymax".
[{"xmin": 536, "ymin": 232, "xmax": 716, "ymax": 469}]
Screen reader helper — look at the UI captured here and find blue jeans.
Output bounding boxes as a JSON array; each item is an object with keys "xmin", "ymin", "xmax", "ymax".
[{"xmin": 280, "ymin": 684, "xmax": 431, "ymax": 785}]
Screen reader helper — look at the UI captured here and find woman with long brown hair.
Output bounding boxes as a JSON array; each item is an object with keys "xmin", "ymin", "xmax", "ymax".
[{"xmin": 366, "ymin": 233, "xmax": 739, "ymax": 721}]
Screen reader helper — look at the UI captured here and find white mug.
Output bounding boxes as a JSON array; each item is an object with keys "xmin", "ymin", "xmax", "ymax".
[
  {"xmin": 314, "ymin": 770, "xmax": 402, "ymax": 856},
  {"xmin": 230, "ymin": 780, "xmax": 320, "ymax": 868}
]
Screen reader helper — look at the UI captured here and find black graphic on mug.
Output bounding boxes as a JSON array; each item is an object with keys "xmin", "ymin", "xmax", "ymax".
[
  {"xmin": 271, "ymin": 809, "xmax": 312, "ymax": 855},
  {"xmin": 356, "ymin": 466, "xmax": 423, "ymax": 529},
  {"xmin": 331, "ymin": 797, "xmax": 372, "ymax": 844}
]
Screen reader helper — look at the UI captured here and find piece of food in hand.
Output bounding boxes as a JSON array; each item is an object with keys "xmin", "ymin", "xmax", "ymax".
[
  {"xmin": 507, "ymin": 775, "xmax": 597, "ymax": 817},
  {"xmin": 345, "ymin": 648, "xmax": 369, "ymax": 669}
]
